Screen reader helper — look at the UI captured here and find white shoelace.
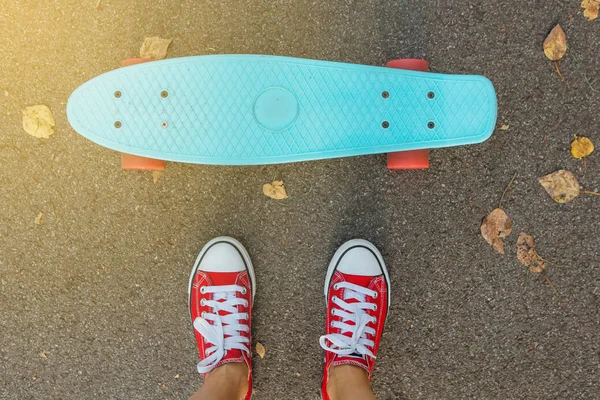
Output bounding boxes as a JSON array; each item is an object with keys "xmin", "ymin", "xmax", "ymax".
[
  {"xmin": 193, "ymin": 284, "xmax": 249, "ymax": 374},
  {"xmin": 319, "ymin": 281, "xmax": 378, "ymax": 359}
]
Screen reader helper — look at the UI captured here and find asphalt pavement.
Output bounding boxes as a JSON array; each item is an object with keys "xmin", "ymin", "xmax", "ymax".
[{"xmin": 0, "ymin": 0, "xmax": 599, "ymax": 399}]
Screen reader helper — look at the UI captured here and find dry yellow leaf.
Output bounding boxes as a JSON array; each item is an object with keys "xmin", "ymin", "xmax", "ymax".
[
  {"xmin": 500, "ymin": 124, "xmax": 510, "ymax": 131},
  {"xmin": 480, "ymin": 208, "xmax": 513, "ymax": 254},
  {"xmin": 571, "ymin": 136, "xmax": 594, "ymax": 159},
  {"xmin": 256, "ymin": 342, "xmax": 266, "ymax": 359},
  {"xmin": 140, "ymin": 37, "xmax": 172, "ymax": 60},
  {"xmin": 35, "ymin": 212, "xmax": 43, "ymax": 225},
  {"xmin": 152, "ymin": 170, "xmax": 163, "ymax": 183},
  {"xmin": 543, "ymin": 25, "xmax": 567, "ymax": 61},
  {"xmin": 263, "ymin": 180, "xmax": 288, "ymax": 200},
  {"xmin": 538, "ymin": 170, "xmax": 581, "ymax": 203},
  {"xmin": 516, "ymin": 232, "xmax": 546, "ymax": 273},
  {"xmin": 22, "ymin": 105, "xmax": 55, "ymax": 138},
  {"xmin": 582, "ymin": 0, "xmax": 599, "ymax": 20}
]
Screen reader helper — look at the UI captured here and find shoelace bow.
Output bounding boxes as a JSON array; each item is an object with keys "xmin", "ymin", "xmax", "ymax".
[
  {"xmin": 319, "ymin": 281, "xmax": 378, "ymax": 359},
  {"xmin": 193, "ymin": 284, "xmax": 249, "ymax": 373}
]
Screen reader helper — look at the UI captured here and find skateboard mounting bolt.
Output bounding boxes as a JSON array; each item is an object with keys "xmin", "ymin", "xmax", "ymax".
[
  {"xmin": 382, "ymin": 91, "xmax": 389, "ymax": 99},
  {"xmin": 427, "ymin": 121, "xmax": 435, "ymax": 129},
  {"xmin": 114, "ymin": 121, "xmax": 122, "ymax": 128},
  {"xmin": 382, "ymin": 121, "xmax": 390, "ymax": 129},
  {"xmin": 427, "ymin": 91, "xmax": 435, "ymax": 99},
  {"xmin": 161, "ymin": 90, "xmax": 168, "ymax": 98},
  {"xmin": 161, "ymin": 121, "xmax": 168, "ymax": 128},
  {"xmin": 114, "ymin": 91, "xmax": 122, "ymax": 98}
]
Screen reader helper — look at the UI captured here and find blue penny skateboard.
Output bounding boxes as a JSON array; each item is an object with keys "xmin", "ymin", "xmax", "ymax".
[{"xmin": 67, "ymin": 55, "xmax": 497, "ymax": 169}]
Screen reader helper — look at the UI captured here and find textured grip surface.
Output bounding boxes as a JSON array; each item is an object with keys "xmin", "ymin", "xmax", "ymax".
[{"xmin": 67, "ymin": 55, "xmax": 497, "ymax": 165}]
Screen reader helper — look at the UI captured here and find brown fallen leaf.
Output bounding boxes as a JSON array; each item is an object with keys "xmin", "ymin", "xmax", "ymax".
[
  {"xmin": 538, "ymin": 170, "xmax": 581, "ymax": 203},
  {"xmin": 35, "ymin": 212, "xmax": 43, "ymax": 225},
  {"xmin": 140, "ymin": 37, "xmax": 172, "ymax": 60},
  {"xmin": 256, "ymin": 342, "xmax": 266, "ymax": 359},
  {"xmin": 581, "ymin": 0, "xmax": 599, "ymax": 20},
  {"xmin": 263, "ymin": 180, "xmax": 288, "ymax": 200},
  {"xmin": 516, "ymin": 232, "xmax": 546, "ymax": 273},
  {"xmin": 543, "ymin": 25, "xmax": 567, "ymax": 61},
  {"xmin": 23, "ymin": 105, "xmax": 55, "ymax": 138},
  {"xmin": 500, "ymin": 124, "xmax": 510, "ymax": 131},
  {"xmin": 570, "ymin": 136, "xmax": 594, "ymax": 159},
  {"xmin": 152, "ymin": 170, "xmax": 163, "ymax": 183},
  {"xmin": 543, "ymin": 25, "xmax": 568, "ymax": 85},
  {"xmin": 481, "ymin": 208, "xmax": 513, "ymax": 254}
]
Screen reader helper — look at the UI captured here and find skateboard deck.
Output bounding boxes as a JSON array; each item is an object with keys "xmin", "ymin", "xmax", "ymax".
[{"xmin": 67, "ymin": 55, "xmax": 497, "ymax": 165}]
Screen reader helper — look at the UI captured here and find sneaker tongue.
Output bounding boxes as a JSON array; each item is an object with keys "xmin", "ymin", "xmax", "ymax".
[
  {"xmin": 222, "ymin": 348, "xmax": 244, "ymax": 362},
  {"xmin": 334, "ymin": 273, "xmax": 377, "ymax": 356},
  {"xmin": 208, "ymin": 271, "xmax": 243, "ymax": 286},
  {"xmin": 339, "ymin": 273, "xmax": 374, "ymax": 290},
  {"xmin": 203, "ymin": 271, "xmax": 249, "ymax": 364}
]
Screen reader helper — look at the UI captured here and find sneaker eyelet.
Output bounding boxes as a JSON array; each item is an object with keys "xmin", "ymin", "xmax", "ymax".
[
  {"xmin": 200, "ymin": 299, "xmax": 206, "ymax": 306},
  {"xmin": 331, "ymin": 309, "xmax": 336, "ymax": 316},
  {"xmin": 372, "ymin": 305, "xmax": 378, "ymax": 311},
  {"xmin": 333, "ymin": 283, "xmax": 339, "ymax": 290},
  {"xmin": 330, "ymin": 321, "xmax": 335, "ymax": 328},
  {"xmin": 200, "ymin": 287, "xmax": 206, "ymax": 294},
  {"xmin": 201, "ymin": 312, "xmax": 207, "ymax": 318},
  {"xmin": 332, "ymin": 296, "xmax": 338, "ymax": 302},
  {"xmin": 372, "ymin": 292, "xmax": 378, "ymax": 299},
  {"xmin": 241, "ymin": 288, "xmax": 247, "ymax": 295}
]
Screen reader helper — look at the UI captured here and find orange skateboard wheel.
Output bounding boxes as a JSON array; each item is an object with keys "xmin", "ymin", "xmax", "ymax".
[
  {"xmin": 386, "ymin": 149, "xmax": 429, "ymax": 169},
  {"xmin": 121, "ymin": 153, "xmax": 166, "ymax": 170},
  {"xmin": 121, "ymin": 57, "xmax": 155, "ymax": 67},
  {"xmin": 386, "ymin": 59, "xmax": 429, "ymax": 71}
]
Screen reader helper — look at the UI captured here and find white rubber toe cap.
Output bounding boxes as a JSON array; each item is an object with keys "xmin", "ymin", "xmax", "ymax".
[
  {"xmin": 198, "ymin": 240, "xmax": 247, "ymax": 273},
  {"xmin": 335, "ymin": 240, "xmax": 384, "ymax": 276},
  {"xmin": 188, "ymin": 237, "xmax": 257, "ymax": 309}
]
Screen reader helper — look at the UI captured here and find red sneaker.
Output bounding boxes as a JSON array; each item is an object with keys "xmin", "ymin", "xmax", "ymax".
[
  {"xmin": 320, "ymin": 239, "xmax": 390, "ymax": 400},
  {"xmin": 188, "ymin": 237, "xmax": 255, "ymax": 400}
]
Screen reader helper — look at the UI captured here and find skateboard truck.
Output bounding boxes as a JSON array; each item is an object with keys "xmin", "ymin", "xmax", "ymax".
[
  {"xmin": 119, "ymin": 58, "xmax": 166, "ymax": 170},
  {"xmin": 385, "ymin": 59, "xmax": 430, "ymax": 170}
]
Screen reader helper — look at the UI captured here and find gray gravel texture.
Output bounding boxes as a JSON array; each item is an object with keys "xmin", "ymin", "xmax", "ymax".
[{"xmin": 1, "ymin": 0, "xmax": 599, "ymax": 399}]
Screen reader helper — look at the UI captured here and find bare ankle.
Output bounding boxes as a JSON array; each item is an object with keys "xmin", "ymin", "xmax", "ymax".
[
  {"xmin": 204, "ymin": 362, "xmax": 249, "ymax": 397},
  {"xmin": 327, "ymin": 365, "xmax": 375, "ymax": 400}
]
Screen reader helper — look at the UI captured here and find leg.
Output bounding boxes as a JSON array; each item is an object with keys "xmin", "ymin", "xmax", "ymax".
[
  {"xmin": 320, "ymin": 239, "xmax": 390, "ymax": 400},
  {"xmin": 188, "ymin": 237, "xmax": 256, "ymax": 400},
  {"xmin": 326, "ymin": 365, "xmax": 376, "ymax": 400},
  {"xmin": 189, "ymin": 362, "xmax": 249, "ymax": 400}
]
